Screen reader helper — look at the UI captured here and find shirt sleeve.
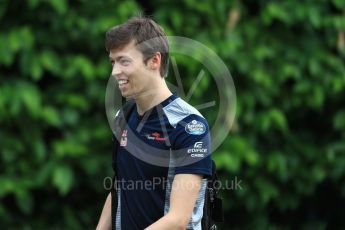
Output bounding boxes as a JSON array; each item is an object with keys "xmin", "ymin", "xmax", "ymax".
[{"xmin": 171, "ymin": 114, "xmax": 212, "ymax": 178}]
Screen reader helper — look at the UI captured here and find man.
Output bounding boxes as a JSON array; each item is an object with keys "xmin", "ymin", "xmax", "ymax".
[{"xmin": 97, "ymin": 16, "xmax": 212, "ymax": 230}]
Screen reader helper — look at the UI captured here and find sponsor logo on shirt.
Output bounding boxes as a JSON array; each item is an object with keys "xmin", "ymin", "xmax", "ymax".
[
  {"xmin": 188, "ymin": 141, "xmax": 207, "ymax": 157},
  {"xmin": 120, "ymin": 130, "xmax": 127, "ymax": 146},
  {"xmin": 185, "ymin": 120, "xmax": 206, "ymax": 135},
  {"xmin": 145, "ymin": 132, "xmax": 168, "ymax": 141}
]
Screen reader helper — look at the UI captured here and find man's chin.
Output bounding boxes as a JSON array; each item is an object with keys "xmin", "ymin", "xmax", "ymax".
[{"xmin": 122, "ymin": 92, "xmax": 134, "ymax": 100}]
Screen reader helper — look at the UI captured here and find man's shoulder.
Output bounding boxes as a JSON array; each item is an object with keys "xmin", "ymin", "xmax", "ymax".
[{"xmin": 162, "ymin": 97, "xmax": 207, "ymax": 129}]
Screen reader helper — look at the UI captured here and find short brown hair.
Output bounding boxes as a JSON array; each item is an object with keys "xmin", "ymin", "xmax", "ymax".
[{"xmin": 105, "ymin": 16, "xmax": 169, "ymax": 78}]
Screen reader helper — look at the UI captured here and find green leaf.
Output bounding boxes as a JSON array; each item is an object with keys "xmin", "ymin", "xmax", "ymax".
[
  {"xmin": 0, "ymin": 177, "xmax": 16, "ymax": 197},
  {"xmin": 41, "ymin": 106, "xmax": 61, "ymax": 127},
  {"xmin": 15, "ymin": 190, "xmax": 34, "ymax": 215},
  {"xmin": 213, "ymin": 151, "xmax": 241, "ymax": 172},
  {"xmin": 332, "ymin": 0, "xmax": 345, "ymax": 9},
  {"xmin": 40, "ymin": 50, "xmax": 60, "ymax": 74},
  {"xmin": 27, "ymin": 0, "xmax": 41, "ymax": 9},
  {"xmin": 269, "ymin": 108, "xmax": 288, "ymax": 132},
  {"xmin": 255, "ymin": 177, "xmax": 279, "ymax": 204},
  {"xmin": 36, "ymin": 161, "xmax": 54, "ymax": 185},
  {"xmin": 333, "ymin": 110, "xmax": 345, "ymax": 130},
  {"xmin": 30, "ymin": 56, "xmax": 43, "ymax": 80},
  {"xmin": 53, "ymin": 165, "xmax": 74, "ymax": 195},
  {"xmin": 49, "ymin": 0, "xmax": 67, "ymax": 14},
  {"xmin": 267, "ymin": 151, "xmax": 288, "ymax": 181},
  {"xmin": 20, "ymin": 83, "xmax": 42, "ymax": 117},
  {"xmin": 0, "ymin": 35, "xmax": 14, "ymax": 65}
]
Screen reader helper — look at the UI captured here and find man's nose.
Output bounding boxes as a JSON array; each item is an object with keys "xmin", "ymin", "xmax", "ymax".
[{"xmin": 111, "ymin": 64, "xmax": 121, "ymax": 76}]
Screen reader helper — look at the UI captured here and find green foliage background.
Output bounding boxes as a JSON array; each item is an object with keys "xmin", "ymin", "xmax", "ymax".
[{"xmin": 1, "ymin": 0, "xmax": 345, "ymax": 229}]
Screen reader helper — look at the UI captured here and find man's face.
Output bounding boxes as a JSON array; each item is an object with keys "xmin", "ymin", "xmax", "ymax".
[{"xmin": 109, "ymin": 40, "xmax": 154, "ymax": 99}]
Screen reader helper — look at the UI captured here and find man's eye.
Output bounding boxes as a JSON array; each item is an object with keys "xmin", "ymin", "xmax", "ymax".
[{"xmin": 120, "ymin": 59, "xmax": 130, "ymax": 65}]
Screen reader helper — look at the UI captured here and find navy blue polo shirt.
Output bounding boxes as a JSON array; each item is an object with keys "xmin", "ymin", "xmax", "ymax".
[{"xmin": 115, "ymin": 94, "xmax": 212, "ymax": 230}]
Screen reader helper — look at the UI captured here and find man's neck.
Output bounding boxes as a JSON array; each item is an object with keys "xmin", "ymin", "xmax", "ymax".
[{"xmin": 134, "ymin": 83, "xmax": 172, "ymax": 116}]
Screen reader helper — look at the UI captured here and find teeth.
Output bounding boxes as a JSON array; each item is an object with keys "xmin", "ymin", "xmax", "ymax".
[{"xmin": 118, "ymin": 80, "xmax": 128, "ymax": 85}]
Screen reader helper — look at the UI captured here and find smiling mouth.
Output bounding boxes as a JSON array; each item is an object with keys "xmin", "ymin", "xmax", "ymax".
[{"xmin": 118, "ymin": 79, "xmax": 129, "ymax": 86}]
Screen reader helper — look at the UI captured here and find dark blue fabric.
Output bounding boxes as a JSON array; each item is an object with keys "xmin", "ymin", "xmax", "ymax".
[{"xmin": 116, "ymin": 94, "xmax": 212, "ymax": 229}]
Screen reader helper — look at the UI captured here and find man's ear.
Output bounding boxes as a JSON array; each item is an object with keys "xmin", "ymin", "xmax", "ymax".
[{"xmin": 148, "ymin": 52, "xmax": 161, "ymax": 70}]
